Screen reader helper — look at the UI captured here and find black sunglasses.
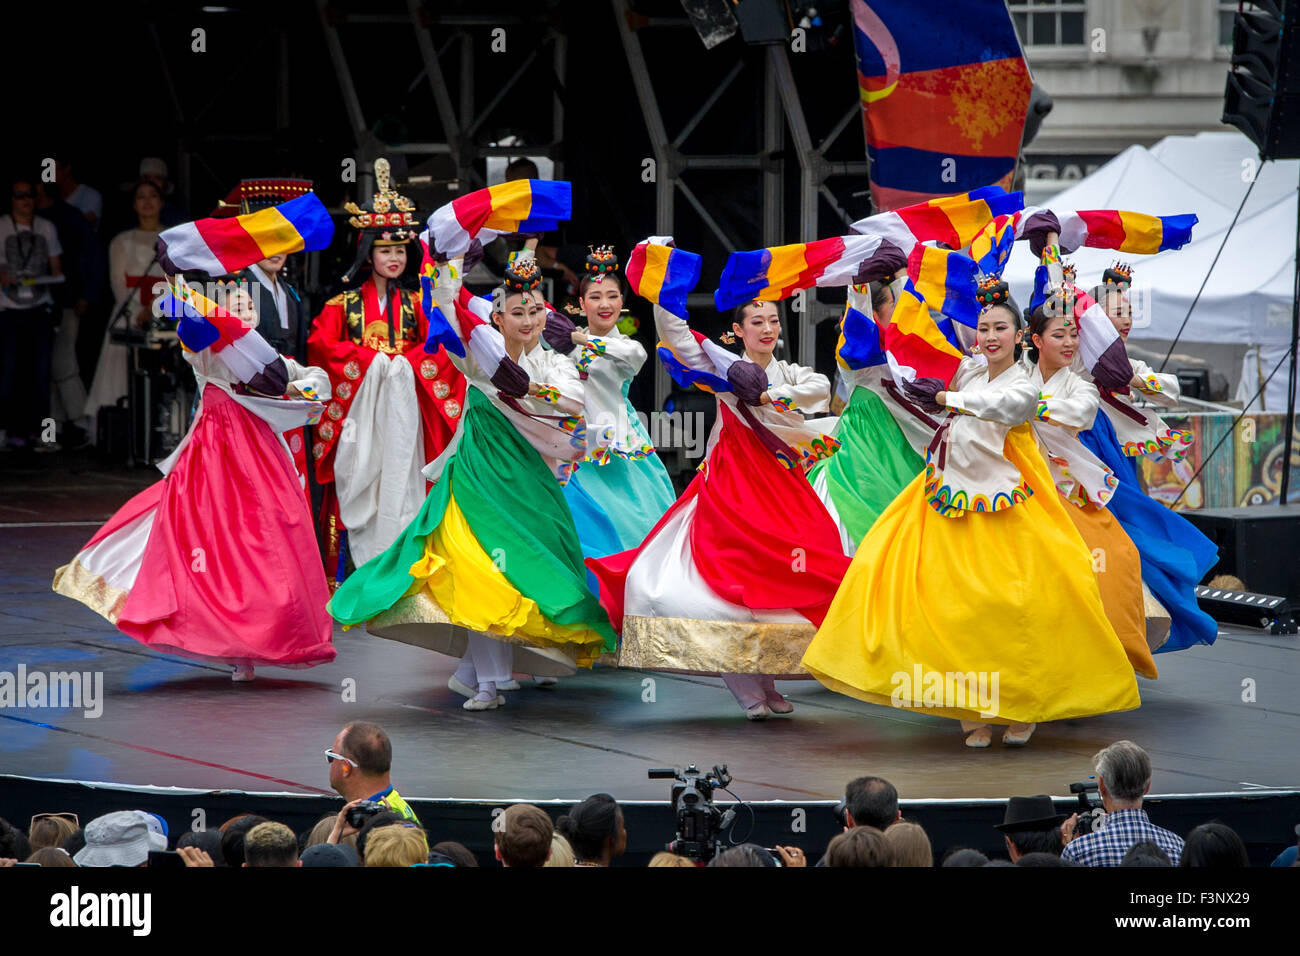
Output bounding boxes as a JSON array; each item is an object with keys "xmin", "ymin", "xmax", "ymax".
[{"xmin": 12, "ymin": 191, "xmax": 34, "ymax": 200}]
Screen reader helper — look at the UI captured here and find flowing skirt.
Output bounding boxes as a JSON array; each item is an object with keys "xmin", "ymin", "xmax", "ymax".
[
  {"xmin": 53, "ymin": 386, "xmax": 336, "ymax": 667},
  {"xmin": 327, "ymin": 388, "xmax": 617, "ymax": 670},
  {"xmin": 802, "ymin": 424, "xmax": 1141, "ymax": 725},
  {"xmin": 566, "ymin": 444, "xmax": 677, "ymax": 552},
  {"xmin": 1079, "ymin": 411, "xmax": 1219, "ymax": 652},
  {"xmin": 808, "ymin": 386, "xmax": 925, "ymax": 554},
  {"xmin": 588, "ymin": 402, "xmax": 849, "ymax": 675}
]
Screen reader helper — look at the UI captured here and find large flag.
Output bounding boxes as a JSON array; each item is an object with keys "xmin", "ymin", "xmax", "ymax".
[
  {"xmin": 852, "ymin": 0, "xmax": 1032, "ymax": 211},
  {"xmin": 423, "ymin": 180, "xmax": 571, "ymax": 260},
  {"xmin": 852, "ymin": 185, "xmax": 1023, "ymax": 251},
  {"xmin": 881, "ymin": 280, "xmax": 965, "ymax": 385},
  {"xmin": 157, "ymin": 193, "xmax": 334, "ymax": 276},
  {"xmin": 713, "ymin": 233, "xmax": 907, "ymax": 310}
]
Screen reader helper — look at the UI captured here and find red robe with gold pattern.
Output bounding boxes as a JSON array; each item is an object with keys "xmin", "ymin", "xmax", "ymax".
[{"xmin": 307, "ymin": 278, "xmax": 465, "ymax": 573}]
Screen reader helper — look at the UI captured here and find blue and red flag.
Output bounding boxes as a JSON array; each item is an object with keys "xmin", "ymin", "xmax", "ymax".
[{"xmin": 852, "ymin": 0, "xmax": 1032, "ymax": 211}]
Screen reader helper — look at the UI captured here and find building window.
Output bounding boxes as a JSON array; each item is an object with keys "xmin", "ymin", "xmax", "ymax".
[
  {"xmin": 1009, "ymin": 0, "xmax": 1087, "ymax": 48},
  {"xmin": 1220, "ymin": 3, "xmax": 1261, "ymax": 49}
]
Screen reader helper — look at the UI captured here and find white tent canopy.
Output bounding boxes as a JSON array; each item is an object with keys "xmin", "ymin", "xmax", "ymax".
[{"xmin": 1006, "ymin": 132, "xmax": 1296, "ymax": 347}]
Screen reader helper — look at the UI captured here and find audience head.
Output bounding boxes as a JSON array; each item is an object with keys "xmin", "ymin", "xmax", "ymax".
[
  {"xmin": 0, "ymin": 817, "xmax": 32, "ymax": 860},
  {"xmin": 130, "ymin": 180, "xmax": 164, "ymax": 228},
  {"xmin": 996, "ymin": 795, "xmax": 1067, "ymax": 861},
  {"xmin": 329, "ymin": 721, "xmax": 393, "ymax": 800},
  {"xmin": 28, "ymin": 814, "xmax": 78, "ymax": 852},
  {"xmin": 494, "ymin": 803, "xmax": 554, "ymax": 868},
  {"xmin": 505, "ymin": 157, "xmax": 541, "ymax": 182},
  {"xmin": 1120, "ymin": 841, "xmax": 1172, "ymax": 867},
  {"xmin": 27, "ymin": 847, "xmax": 77, "ymax": 867},
  {"xmin": 301, "ymin": 843, "xmax": 359, "ymax": 868},
  {"xmin": 61, "ymin": 829, "xmax": 86, "ymax": 858},
  {"xmin": 707, "ymin": 844, "xmax": 779, "ymax": 867},
  {"xmin": 649, "ymin": 851, "xmax": 696, "ymax": 868},
  {"xmin": 9, "ymin": 178, "xmax": 36, "ymax": 221},
  {"xmin": 844, "ymin": 776, "xmax": 900, "ymax": 830},
  {"xmin": 825, "ymin": 826, "xmax": 891, "ymax": 867},
  {"xmin": 74, "ymin": 811, "xmax": 153, "ymax": 867},
  {"xmin": 543, "ymin": 833, "xmax": 574, "ymax": 868},
  {"xmin": 243, "ymin": 822, "xmax": 299, "ymax": 868},
  {"xmin": 1016, "ymin": 852, "xmax": 1073, "ymax": 867},
  {"xmin": 176, "ymin": 829, "xmax": 225, "ymax": 865},
  {"xmin": 883, "ymin": 821, "xmax": 932, "ymax": 867},
  {"xmin": 942, "ymin": 848, "xmax": 990, "ymax": 868},
  {"xmin": 355, "ymin": 811, "xmax": 405, "ymax": 863},
  {"xmin": 364, "ymin": 824, "xmax": 429, "ymax": 867},
  {"xmin": 220, "ymin": 815, "xmax": 269, "ymax": 867},
  {"xmin": 431, "ymin": 841, "xmax": 479, "ymax": 867},
  {"xmin": 1181, "ymin": 822, "xmax": 1249, "ymax": 868},
  {"xmin": 556, "ymin": 793, "xmax": 626, "ymax": 866},
  {"xmin": 1093, "ymin": 740, "xmax": 1152, "ymax": 810},
  {"xmin": 304, "ymin": 813, "xmax": 356, "ymax": 851}
]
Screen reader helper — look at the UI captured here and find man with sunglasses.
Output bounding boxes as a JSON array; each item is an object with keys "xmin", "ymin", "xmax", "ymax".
[
  {"xmin": 325, "ymin": 722, "xmax": 420, "ymax": 844},
  {"xmin": 1, "ymin": 176, "xmax": 63, "ymax": 450}
]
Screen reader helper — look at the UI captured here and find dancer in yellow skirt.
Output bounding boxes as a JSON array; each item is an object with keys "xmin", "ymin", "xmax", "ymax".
[
  {"xmin": 1024, "ymin": 286, "xmax": 1158, "ymax": 682},
  {"xmin": 802, "ymin": 290, "xmax": 1141, "ymax": 748}
]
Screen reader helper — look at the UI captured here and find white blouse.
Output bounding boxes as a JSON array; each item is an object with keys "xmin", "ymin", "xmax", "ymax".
[
  {"xmin": 925, "ymin": 358, "xmax": 1037, "ymax": 516},
  {"xmin": 1029, "ymin": 364, "xmax": 1119, "ymax": 509}
]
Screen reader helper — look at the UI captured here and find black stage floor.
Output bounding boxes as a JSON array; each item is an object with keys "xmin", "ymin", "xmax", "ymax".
[{"xmin": 3, "ymin": 456, "xmax": 1298, "ymax": 807}]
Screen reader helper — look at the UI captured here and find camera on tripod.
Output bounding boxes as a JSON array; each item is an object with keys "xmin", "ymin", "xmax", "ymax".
[
  {"xmin": 1068, "ymin": 780, "xmax": 1106, "ymax": 837},
  {"xmin": 648, "ymin": 763, "xmax": 735, "ymax": 863}
]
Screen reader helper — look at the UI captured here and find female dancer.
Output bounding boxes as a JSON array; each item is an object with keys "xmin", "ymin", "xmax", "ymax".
[
  {"xmin": 544, "ymin": 246, "xmax": 676, "ymax": 553},
  {"xmin": 1078, "ymin": 264, "xmax": 1218, "ymax": 651},
  {"xmin": 589, "ymin": 239, "xmax": 850, "ymax": 719},
  {"xmin": 327, "ymin": 251, "xmax": 617, "ymax": 710},
  {"xmin": 55, "ymin": 280, "xmax": 336, "ymax": 680},
  {"xmin": 809, "ymin": 278, "xmax": 927, "ymax": 555},
  {"xmin": 802, "ymin": 282, "xmax": 1141, "ymax": 747},
  {"xmin": 1024, "ymin": 285, "xmax": 1158, "ymax": 684}
]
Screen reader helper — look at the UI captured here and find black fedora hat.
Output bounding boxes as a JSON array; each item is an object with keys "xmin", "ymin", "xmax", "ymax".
[{"xmin": 995, "ymin": 795, "xmax": 1069, "ymax": 833}]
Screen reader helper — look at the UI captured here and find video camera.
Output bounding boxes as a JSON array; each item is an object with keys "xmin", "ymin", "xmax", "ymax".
[
  {"xmin": 1068, "ymin": 780, "xmax": 1106, "ymax": 837},
  {"xmin": 648, "ymin": 763, "xmax": 736, "ymax": 863}
]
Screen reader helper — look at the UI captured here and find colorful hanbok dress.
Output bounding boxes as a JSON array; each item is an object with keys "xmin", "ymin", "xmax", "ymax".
[
  {"xmin": 802, "ymin": 357, "xmax": 1142, "ymax": 726},
  {"xmin": 809, "ymin": 285, "xmax": 927, "ymax": 555},
  {"xmin": 1029, "ymin": 362, "xmax": 1161, "ymax": 675},
  {"xmin": 1076, "ymin": 353, "xmax": 1219, "ymax": 652},
  {"xmin": 588, "ymin": 300, "xmax": 849, "ymax": 715},
  {"xmin": 326, "ymin": 262, "xmax": 617, "ymax": 678},
  {"xmin": 54, "ymin": 323, "xmax": 336, "ymax": 671}
]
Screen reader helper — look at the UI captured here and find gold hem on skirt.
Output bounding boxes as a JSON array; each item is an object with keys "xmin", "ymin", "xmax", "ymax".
[
  {"xmin": 52, "ymin": 561, "xmax": 128, "ymax": 625},
  {"xmin": 617, "ymin": 614, "xmax": 816, "ymax": 675},
  {"xmin": 366, "ymin": 591, "xmax": 580, "ymax": 676}
]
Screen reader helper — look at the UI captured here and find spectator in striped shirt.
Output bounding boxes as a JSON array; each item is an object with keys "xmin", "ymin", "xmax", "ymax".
[{"xmin": 1061, "ymin": 740, "xmax": 1184, "ymax": 867}]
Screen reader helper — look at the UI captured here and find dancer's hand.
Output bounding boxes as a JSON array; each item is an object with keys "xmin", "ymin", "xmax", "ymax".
[
  {"xmin": 774, "ymin": 846, "xmax": 806, "ymax": 867},
  {"xmin": 329, "ymin": 798, "xmax": 365, "ymax": 843}
]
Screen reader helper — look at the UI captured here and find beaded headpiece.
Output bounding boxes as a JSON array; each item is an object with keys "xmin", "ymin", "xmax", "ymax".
[
  {"xmin": 503, "ymin": 256, "xmax": 544, "ymax": 294},
  {"xmin": 1102, "ymin": 261, "xmax": 1133, "ymax": 287},
  {"xmin": 585, "ymin": 245, "xmax": 620, "ymax": 282},
  {"xmin": 975, "ymin": 275, "xmax": 1009, "ymax": 309},
  {"xmin": 212, "ymin": 178, "xmax": 313, "ymax": 218}
]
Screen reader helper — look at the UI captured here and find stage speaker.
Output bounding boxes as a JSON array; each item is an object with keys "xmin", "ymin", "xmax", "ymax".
[
  {"xmin": 1183, "ymin": 505, "xmax": 1300, "ymax": 601},
  {"xmin": 1222, "ymin": 0, "xmax": 1300, "ymax": 159}
]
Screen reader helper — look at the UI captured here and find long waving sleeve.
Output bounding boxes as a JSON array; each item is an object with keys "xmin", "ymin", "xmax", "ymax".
[
  {"xmin": 1036, "ymin": 369, "xmax": 1100, "ymax": 431},
  {"xmin": 653, "ymin": 303, "xmax": 714, "ymax": 373},
  {"xmin": 1129, "ymin": 358, "xmax": 1180, "ymax": 408},
  {"xmin": 583, "ymin": 331, "xmax": 647, "ymax": 378},
  {"xmin": 943, "ymin": 361, "xmax": 1036, "ymax": 426},
  {"xmin": 766, "ymin": 360, "xmax": 831, "ymax": 414}
]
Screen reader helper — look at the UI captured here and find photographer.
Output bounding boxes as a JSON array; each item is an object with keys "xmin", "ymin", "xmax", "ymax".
[
  {"xmin": 996, "ymin": 795, "xmax": 1066, "ymax": 861},
  {"xmin": 326, "ymin": 722, "xmax": 420, "ymax": 844},
  {"xmin": 1061, "ymin": 740, "xmax": 1184, "ymax": 866}
]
